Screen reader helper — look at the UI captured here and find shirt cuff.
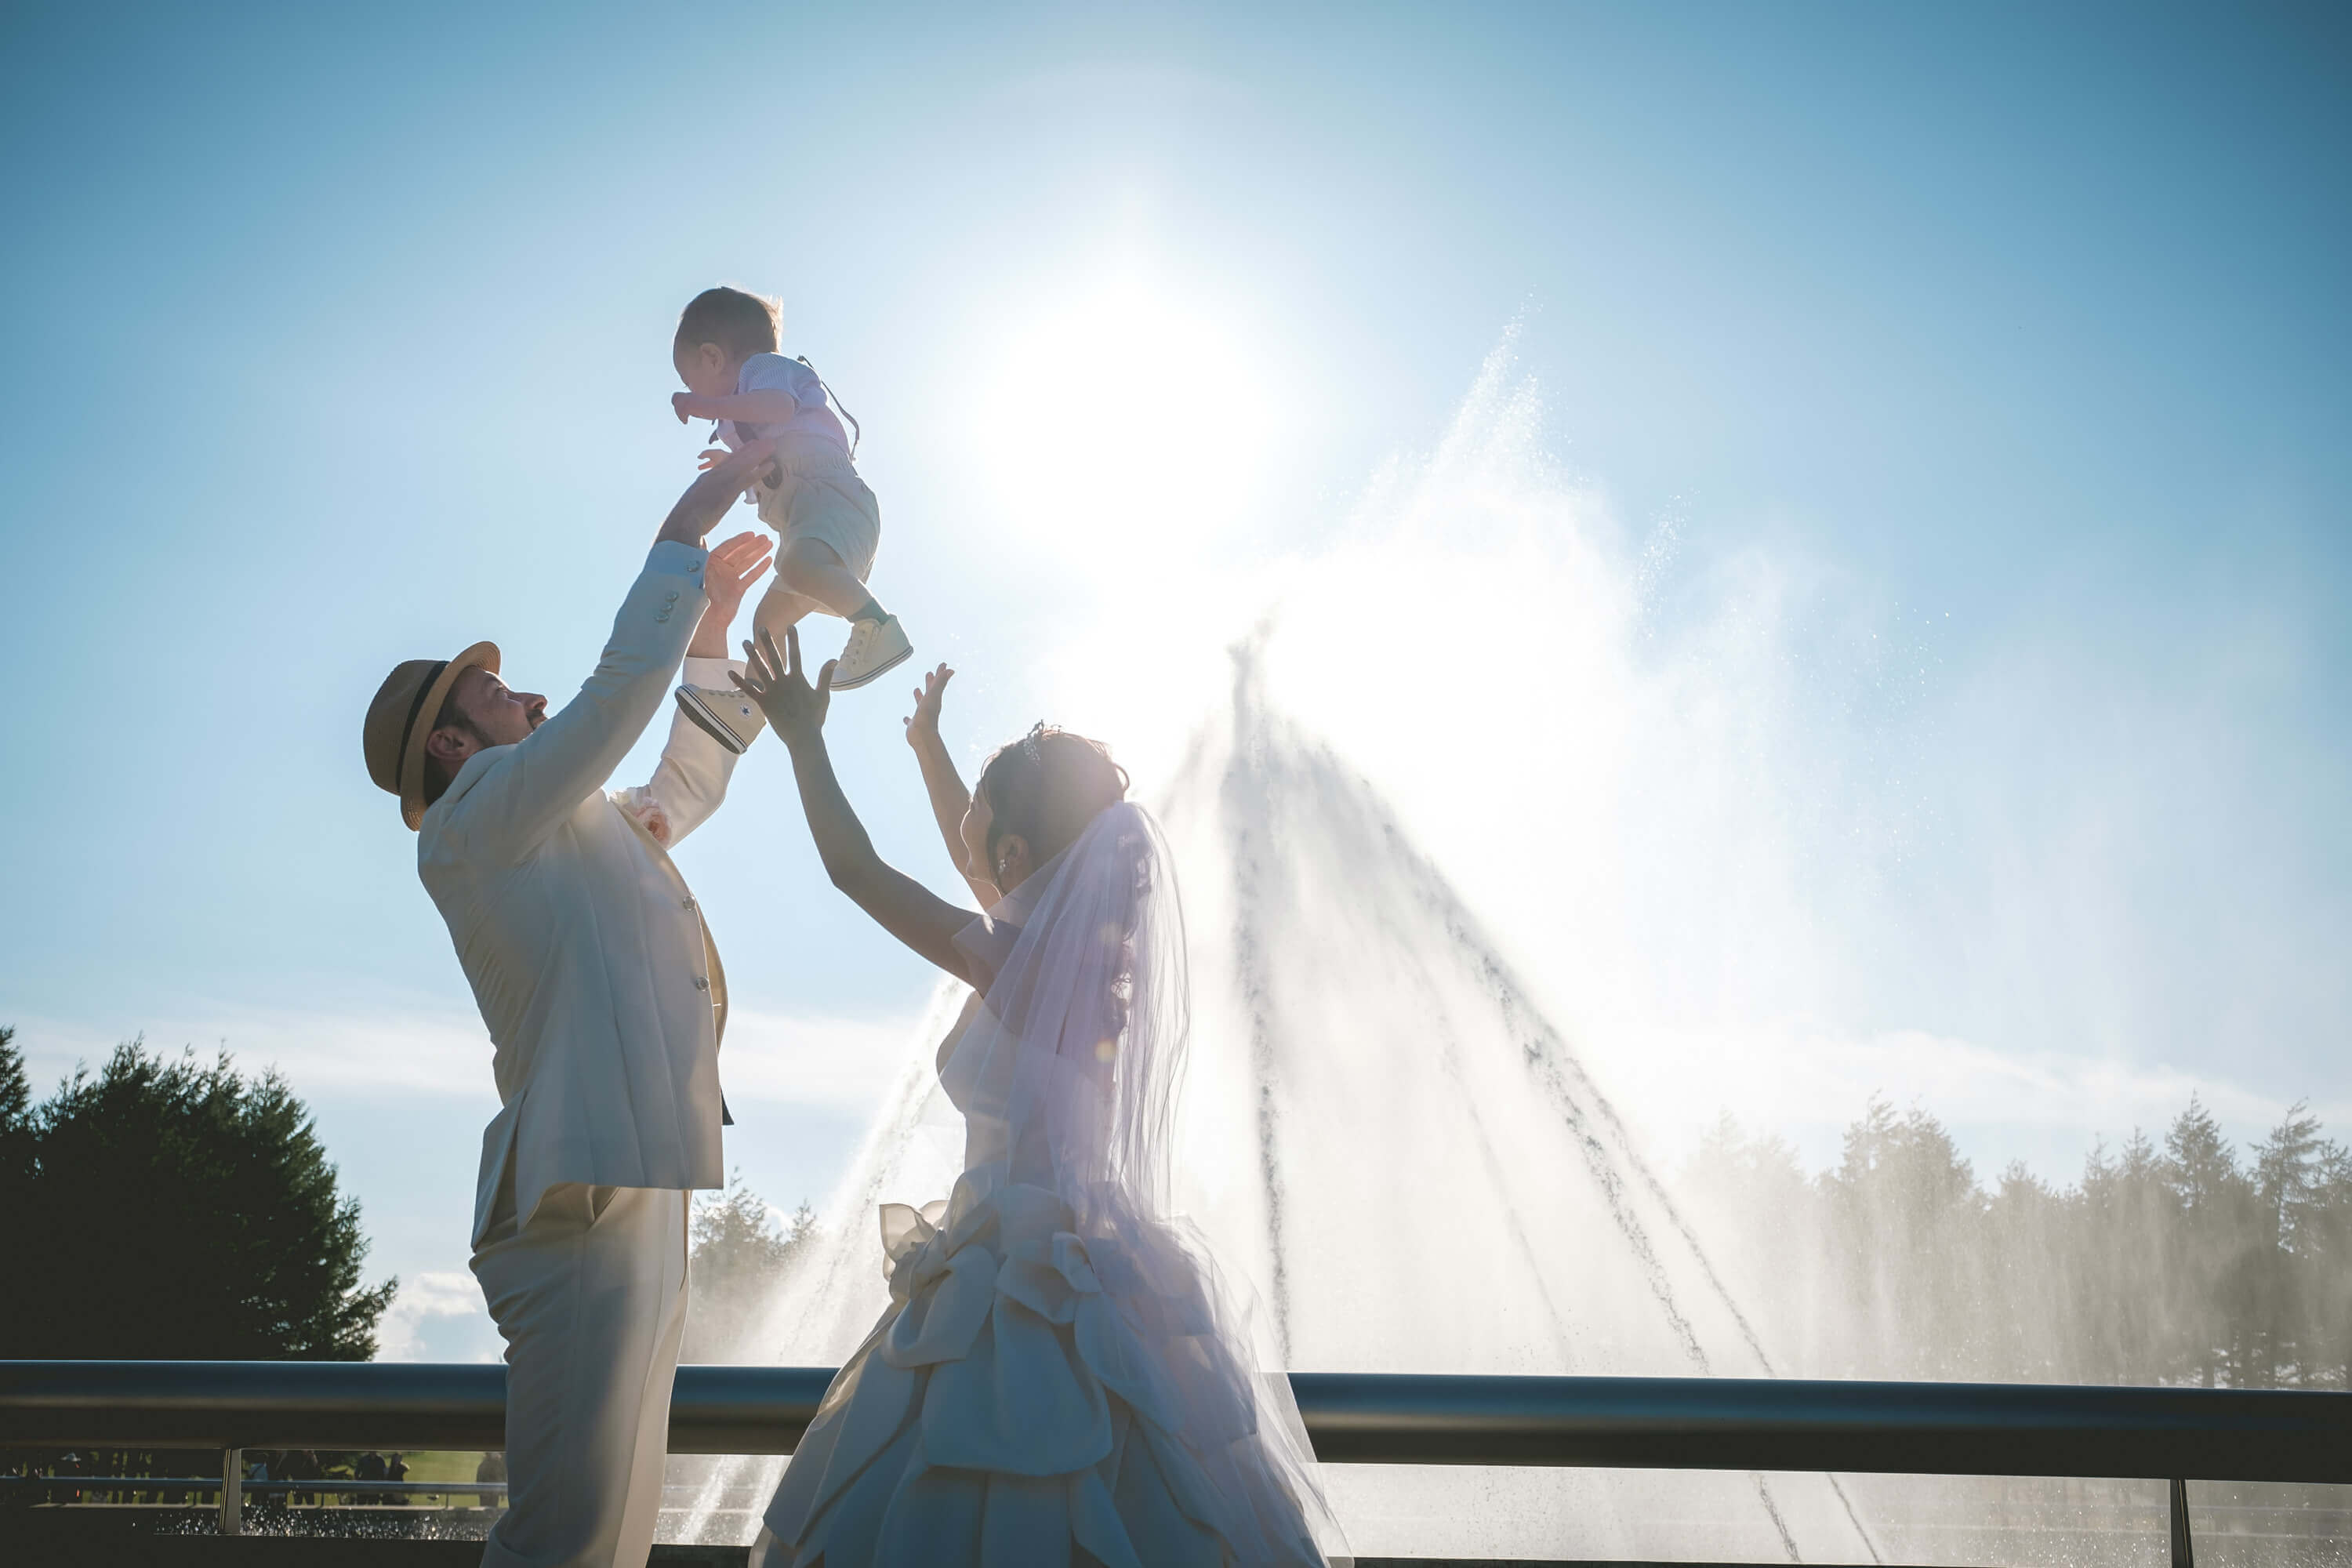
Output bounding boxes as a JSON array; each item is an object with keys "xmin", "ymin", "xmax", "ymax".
[{"xmin": 682, "ymin": 655, "xmax": 742, "ymax": 688}]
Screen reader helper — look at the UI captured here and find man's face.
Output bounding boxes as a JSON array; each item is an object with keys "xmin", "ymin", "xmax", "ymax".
[{"xmin": 449, "ymin": 666, "xmax": 547, "ymax": 748}]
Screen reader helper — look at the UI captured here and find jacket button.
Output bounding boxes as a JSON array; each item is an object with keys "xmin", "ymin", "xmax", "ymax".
[
  {"xmin": 682, "ymin": 897, "xmax": 697, "ymax": 910},
  {"xmin": 693, "ymin": 976, "xmax": 710, "ymax": 992}
]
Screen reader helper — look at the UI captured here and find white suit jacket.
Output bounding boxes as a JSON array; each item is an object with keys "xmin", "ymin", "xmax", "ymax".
[{"xmin": 418, "ymin": 542, "xmax": 743, "ymax": 1246}]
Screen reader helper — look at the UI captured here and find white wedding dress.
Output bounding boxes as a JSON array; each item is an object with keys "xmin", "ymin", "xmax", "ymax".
[{"xmin": 754, "ymin": 804, "xmax": 1342, "ymax": 1566}]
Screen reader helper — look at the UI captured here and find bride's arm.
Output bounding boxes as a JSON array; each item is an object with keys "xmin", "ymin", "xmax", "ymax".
[
  {"xmin": 736, "ymin": 626, "xmax": 980, "ymax": 983},
  {"xmin": 902, "ymin": 663, "xmax": 1002, "ymax": 908}
]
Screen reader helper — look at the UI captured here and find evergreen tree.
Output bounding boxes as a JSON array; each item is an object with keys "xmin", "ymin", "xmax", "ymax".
[
  {"xmin": 1823, "ymin": 1098, "xmax": 1986, "ymax": 1378},
  {"xmin": 2076, "ymin": 1130, "xmax": 2174, "ymax": 1383},
  {"xmin": 2300, "ymin": 1139, "xmax": 2352, "ymax": 1386},
  {"xmin": 1982, "ymin": 1161, "xmax": 2077, "ymax": 1381},
  {"xmin": 2162, "ymin": 1098, "xmax": 2262, "ymax": 1385},
  {"xmin": 0, "ymin": 1025, "xmax": 31, "ymax": 1192},
  {"xmin": 1677, "ymin": 1113, "xmax": 1826, "ymax": 1367},
  {"xmin": 2252, "ymin": 1102, "xmax": 2338, "ymax": 1385},
  {"xmin": 0, "ymin": 1027, "xmax": 34, "ymax": 1350},
  {"xmin": 681, "ymin": 1171, "xmax": 817, "ymax": 1363},
  {"xmin": 0, "ymin": 1033, "xmax": 395, "ymax": 1359}
]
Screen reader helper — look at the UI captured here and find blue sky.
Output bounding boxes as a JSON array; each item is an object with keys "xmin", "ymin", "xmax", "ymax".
[{"xmin": 2, "ymin": 2, "xmax": 2347, "ymax": 1358}]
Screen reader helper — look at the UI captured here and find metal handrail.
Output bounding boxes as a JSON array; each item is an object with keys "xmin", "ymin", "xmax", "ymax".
[
  {"xmin": 0, "ymin": 1476, "xmax": 506, "ymax": 1498},
  {"xmin": 6, "ymin": 1361, "xmax": 2349, "ymax": 1552},
  {"xmin": 5, "ymin": 1362, "xmax": 2349, "ymax": 1480}
]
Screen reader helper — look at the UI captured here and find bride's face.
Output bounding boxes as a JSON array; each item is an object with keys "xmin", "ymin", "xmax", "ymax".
[
  {"xmin": 961, "ymin": 789, "xmax": 997, "ymax": 890},
  {"xmin": 962, "ymin": 787, "xmax": 1030, "ymax": 896}
]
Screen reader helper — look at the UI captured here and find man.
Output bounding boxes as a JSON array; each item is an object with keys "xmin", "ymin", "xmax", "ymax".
[{"xmin": 361, "ymin": 444, "xmax": 777, "ymax": 1568}]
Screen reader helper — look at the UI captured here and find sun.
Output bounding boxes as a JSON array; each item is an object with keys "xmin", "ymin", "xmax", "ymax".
[{"xmin": 966, "ymin": 268, "xmax": 1287, "ymax": 574}]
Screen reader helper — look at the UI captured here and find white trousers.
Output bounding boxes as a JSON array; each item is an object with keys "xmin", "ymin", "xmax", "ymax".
[{"xmin": 471, "ymin": 1182, "xmax": 690, "ymax": 1568}]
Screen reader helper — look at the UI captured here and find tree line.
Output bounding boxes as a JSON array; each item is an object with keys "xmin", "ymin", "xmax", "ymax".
[
  {"xmin": 9, "ymin": 1018, "xmax": 2346, "ymax": 1391},
  {"xmin": 1678, "ymin": 1094, "xmax": 2352, "ymax": 1387}
]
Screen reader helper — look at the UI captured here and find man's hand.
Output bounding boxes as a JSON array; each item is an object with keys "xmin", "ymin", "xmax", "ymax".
[
  {"xmin": 903, "ymin": 663, "xmax": 955, "ymax": 751},
  {"xmin": 733, "ymin": 624, "xmax": 833, "ymax": 749},
  {"xmin": 688, "ymin": 532, "xmax": 774, "ymax": 659},
  {"xmin": 703, "ymin": 532, "xmax": 774, "ymax": 625},
  {"xmin": 655, "ymin": 439, "xmax": 773, "ymax": 549}
]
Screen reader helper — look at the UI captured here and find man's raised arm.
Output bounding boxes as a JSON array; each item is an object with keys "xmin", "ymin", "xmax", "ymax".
[
  {"xmin": 655, "ymin": 441, "xmax": 773, "ymax": 548},
  {"xmin": 454, "ymin": 444, "xmax": 776, "ymax": 862}
]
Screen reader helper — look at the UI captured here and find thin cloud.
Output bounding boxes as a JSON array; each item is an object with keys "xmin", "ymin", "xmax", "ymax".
[
  {"xmin": 12, "ymin": 1007, "xmax": 499, "ymax": 1100},
  {"xmin": 10, "ymin": 1004, "xmax": 927, "ymax": 1116},
  {"xmin": 375, "ymin": 1270, "xmax": 492, "ymax": 1363}
]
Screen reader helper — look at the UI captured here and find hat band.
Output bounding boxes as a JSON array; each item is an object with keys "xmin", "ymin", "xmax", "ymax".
[{"xmin": 399, "ymin": 659, "xmax": 451, "ymax": 760}]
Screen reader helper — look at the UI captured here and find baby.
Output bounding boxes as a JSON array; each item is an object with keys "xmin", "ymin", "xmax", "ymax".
[{"xmin": 669, "ymin": 285, "xmax": 911, "ymax": 753}]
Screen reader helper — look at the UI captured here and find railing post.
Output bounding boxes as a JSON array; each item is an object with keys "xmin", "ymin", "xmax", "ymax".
[
  {"xmin": 2169, "ymin": 1476, "xmax": 2193, "ymax": 1568},
  {"xmin": 220, "ymin": 1447, "xmax": 241, "ymax": 1536}
]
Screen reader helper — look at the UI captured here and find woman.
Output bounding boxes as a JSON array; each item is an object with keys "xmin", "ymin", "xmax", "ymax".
[{"xmin": 736, "ymin": 630, "xmax": 1340, "ymax": 1567}]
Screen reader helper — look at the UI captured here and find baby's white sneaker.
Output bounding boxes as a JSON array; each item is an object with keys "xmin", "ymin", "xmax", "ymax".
[
  {"xmin": 674, "ymin": 683, "xmax": 766, "ymax": 754},
  {"xmin": 831, "ymin": 615, "xmax": 913, "ymax": 691}
]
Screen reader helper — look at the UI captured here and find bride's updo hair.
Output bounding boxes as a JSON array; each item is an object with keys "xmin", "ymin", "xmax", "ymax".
[{"xmin": 977, "ymin": 724, "xmax": 1131, "ymax": 867}]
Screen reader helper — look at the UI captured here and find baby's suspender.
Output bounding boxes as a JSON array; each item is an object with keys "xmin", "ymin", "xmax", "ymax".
[{"xmin": 796, "ymin": 355, "xmax": 861, "ymax": 460}]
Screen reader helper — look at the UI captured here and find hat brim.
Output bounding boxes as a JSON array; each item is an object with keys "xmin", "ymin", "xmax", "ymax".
[{"xmin": 397, "ymin": 641, "xmax": 500, "ymax": 830}]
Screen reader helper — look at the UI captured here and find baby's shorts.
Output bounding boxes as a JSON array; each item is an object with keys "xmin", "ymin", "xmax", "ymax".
[{"xmin": 750, "ymin": 433, "xmax": 880, "ymax": 583}]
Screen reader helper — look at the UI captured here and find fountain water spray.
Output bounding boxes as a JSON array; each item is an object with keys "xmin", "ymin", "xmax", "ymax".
[{"xmin": 678, "ymin": 340, "xmax": 1902, "ymax": 1557}]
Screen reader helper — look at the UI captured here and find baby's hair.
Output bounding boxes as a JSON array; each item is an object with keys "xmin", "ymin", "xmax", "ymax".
[
  {"xmin": 675, "ymin": 286, "xmax": 780, "ymax": 361},
  {"xmin": 977, "ymin": 724, "xmax": 1131, "ymax": 866}
]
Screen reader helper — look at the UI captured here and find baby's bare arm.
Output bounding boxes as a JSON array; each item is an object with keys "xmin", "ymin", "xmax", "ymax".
[{"xmin": 676, "ymin": 388, "xmax": 804, "ymax": 426}]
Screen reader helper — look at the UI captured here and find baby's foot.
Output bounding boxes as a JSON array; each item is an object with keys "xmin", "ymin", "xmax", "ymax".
[
  {"xmin": 675, "ymin": 682, "xmax": 766, "ymax": 754},
  {"xmin": 832, "ymin": 615, "xmax": 913, "ymax": 691}
]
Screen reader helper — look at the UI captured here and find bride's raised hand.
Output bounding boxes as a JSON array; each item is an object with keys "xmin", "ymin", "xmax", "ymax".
[
  {"xmin": 733, "ymin": 623, "xmax": 834, "ymax": 747},
  {"xmin": 902, "ymin": 663, "xmax": 955, "ymax": 752}
]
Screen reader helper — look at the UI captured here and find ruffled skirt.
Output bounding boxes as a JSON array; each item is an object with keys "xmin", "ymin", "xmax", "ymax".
[{"xmin": 760, "ymin": 1168, "xmax": 1329, "ymax": 1566}]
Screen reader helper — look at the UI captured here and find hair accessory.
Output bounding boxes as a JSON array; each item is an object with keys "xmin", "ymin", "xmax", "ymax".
[{"xmin": 1022, "ymin": 722, "xmax": 1050, "ymax": 762}]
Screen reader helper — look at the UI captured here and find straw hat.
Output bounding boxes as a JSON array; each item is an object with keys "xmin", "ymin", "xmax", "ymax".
[{"xmin": 363, "ymin": 641, "xmax": 500, "ymax": 830}]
